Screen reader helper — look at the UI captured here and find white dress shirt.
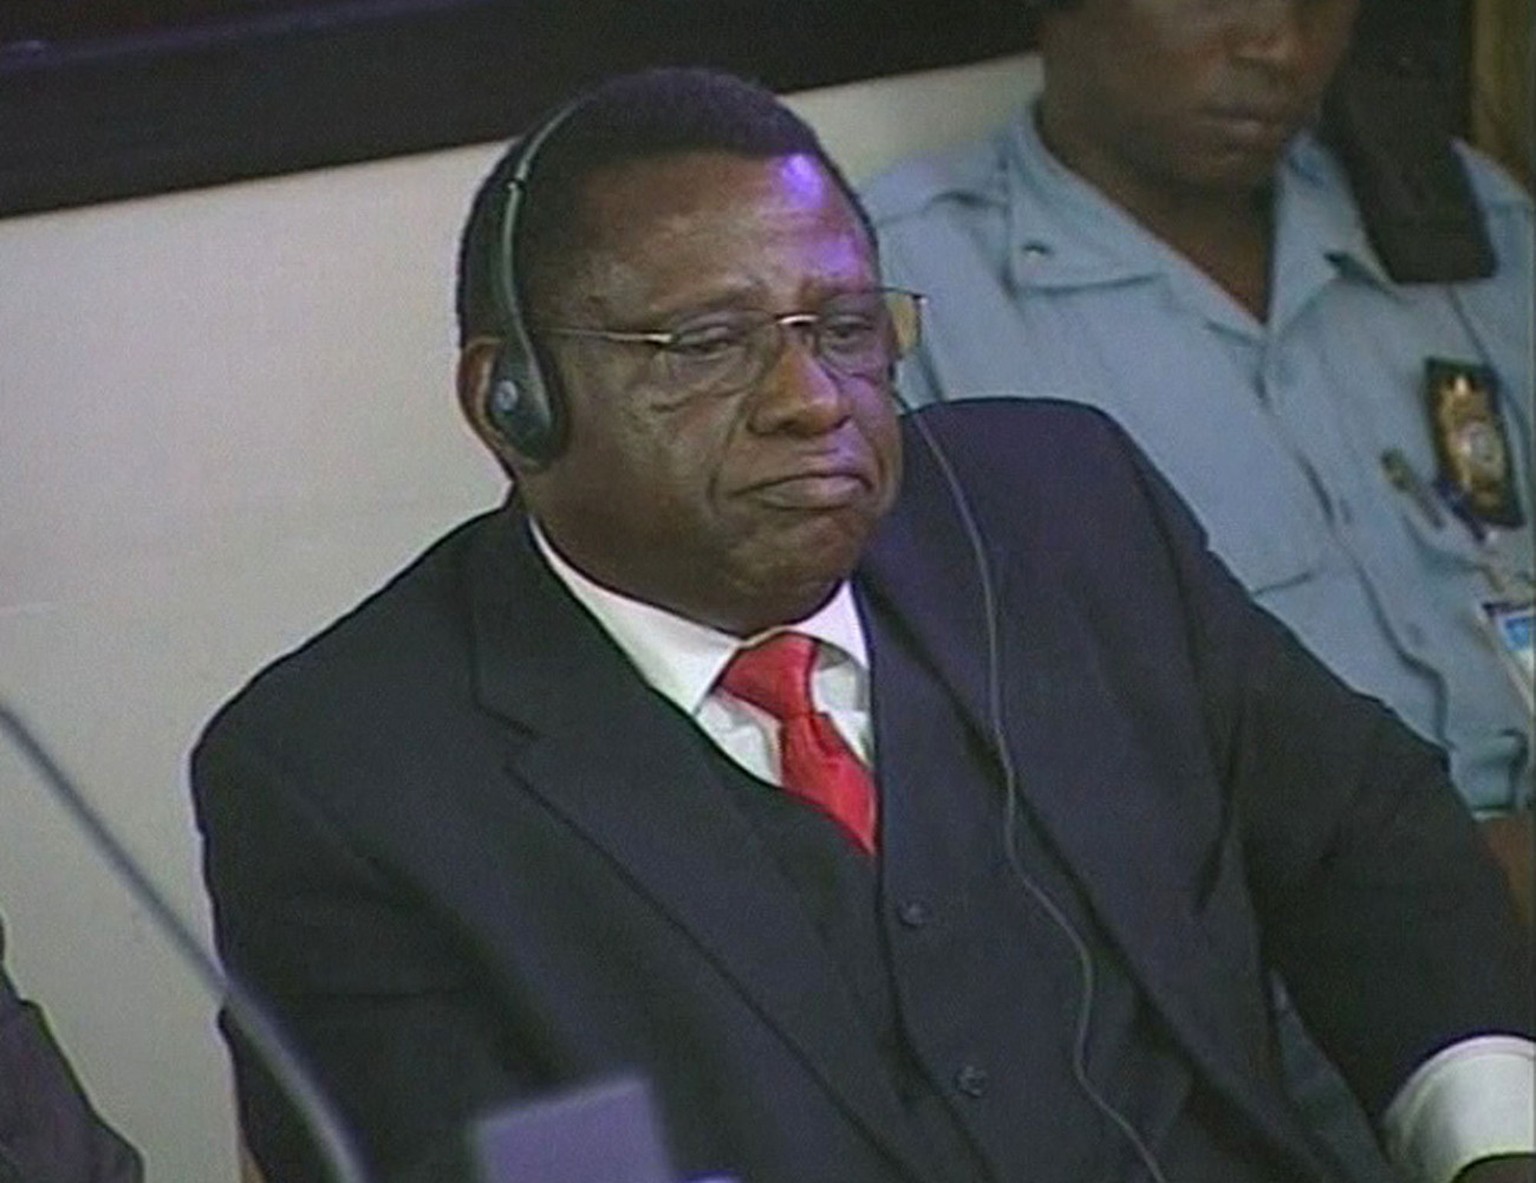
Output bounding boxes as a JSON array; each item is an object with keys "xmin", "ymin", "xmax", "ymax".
[
  {"xmin": 530, "ymin": 521, "xmax": 871, "ymax": 782},
  {"xmin": 529, "ymin": 520, "xmax": 1533, "ymax": 1183}
]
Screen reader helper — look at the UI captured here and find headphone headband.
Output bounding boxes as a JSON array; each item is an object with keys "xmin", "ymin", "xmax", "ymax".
[{"xmin": 484, "ymin": 94, "xmax": 592, "ymax": 464}]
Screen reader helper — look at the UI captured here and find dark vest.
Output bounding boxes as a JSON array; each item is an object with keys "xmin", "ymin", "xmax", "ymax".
[{"xmin": 700, "ymin": 607, "xmax": 1330, "ymax": 1183}]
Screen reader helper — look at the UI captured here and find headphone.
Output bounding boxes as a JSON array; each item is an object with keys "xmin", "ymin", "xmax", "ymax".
[{"xmin": 484, "ymin": 96, "xmax": 590, "ymax": 464}]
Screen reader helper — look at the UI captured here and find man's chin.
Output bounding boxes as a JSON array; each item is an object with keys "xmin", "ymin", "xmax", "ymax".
[
  {"xmin": 1193, "ymin": 143, "xmax": 1291, "ymax": 193},
  {"xmin": 772, "ymin": 508, "xmax": 878, "ymax": 574},
  {"xmin": 714, "ymin": 527, "xmax": 871, "ymax": 628}
]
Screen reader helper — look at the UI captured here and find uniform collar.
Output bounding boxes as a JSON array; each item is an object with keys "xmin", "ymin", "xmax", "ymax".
[
  {"xmin": 999, "ymin": 102, "xmax": 1166, "ymax": 294},
  {"xmin": 1000, "ymin": 107, "xmax": 1399, "ymax": 324},
  {"xmin": 1277, "ymin": 130, "xmax": 1399, "ymax": 292}
]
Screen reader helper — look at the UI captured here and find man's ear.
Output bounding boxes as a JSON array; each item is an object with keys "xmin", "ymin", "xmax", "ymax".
[{"xmin": 457, "ymin": 337, "xmax": 527, "ymax": 476}]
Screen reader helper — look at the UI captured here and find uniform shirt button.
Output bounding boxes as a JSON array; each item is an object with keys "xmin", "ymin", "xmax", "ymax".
[
  {"xmin": 955, "ymin": 1064, "xmax": 989, "ymax": 1098},
  {"xmin": 897, "ymin": 900, "xmax": 932, "ymax": 928}
]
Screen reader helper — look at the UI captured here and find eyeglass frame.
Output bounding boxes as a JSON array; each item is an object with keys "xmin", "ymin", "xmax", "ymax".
[{"xmin": 529, "ymin": 287, "xmax": 925, "ymax": 398}]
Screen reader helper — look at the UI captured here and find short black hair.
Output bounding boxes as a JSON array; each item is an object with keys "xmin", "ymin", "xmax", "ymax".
[{"xmin": 454, "ymin": 66, "xmax": 874, "ymax": 347}]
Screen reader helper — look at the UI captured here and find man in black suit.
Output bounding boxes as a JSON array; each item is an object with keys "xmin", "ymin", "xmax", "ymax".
[{"xmin": 193, "ymin": 67, "xmax": 1533, "ymax": 1183}]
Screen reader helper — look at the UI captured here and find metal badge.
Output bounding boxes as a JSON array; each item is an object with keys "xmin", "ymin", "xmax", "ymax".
[{"xmin": 1424, "ymin": 358, "xmax": 1524, "ymax": 529}]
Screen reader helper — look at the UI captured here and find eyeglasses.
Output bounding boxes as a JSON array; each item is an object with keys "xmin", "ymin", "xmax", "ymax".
[{"xmin": 534, "ymin": 288, "xmax": 924, "ymax": 398}]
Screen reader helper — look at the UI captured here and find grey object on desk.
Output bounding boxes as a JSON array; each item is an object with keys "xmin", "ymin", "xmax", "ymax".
[{"xmin": 471, "ymin": 1075, "xmax": 695, "ymax": 1183}]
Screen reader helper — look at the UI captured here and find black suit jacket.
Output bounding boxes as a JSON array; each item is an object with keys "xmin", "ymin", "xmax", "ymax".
[
  {"xmin": 0, "ymin": 916, "xmax": 143, "ymax": 1183},
  {"xmin": 193, "ymin": 401, "xmax": 1531, "ymax": 1183}
]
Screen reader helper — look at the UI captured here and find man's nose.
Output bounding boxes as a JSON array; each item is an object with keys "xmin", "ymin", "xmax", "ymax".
[
  {"xmin": 1228, "ymin": 0, "xmax": 1307, "ymax": 69},
  {"xmin": 749, "ymin": 326, "xmax": 850, "ymax": 436}
]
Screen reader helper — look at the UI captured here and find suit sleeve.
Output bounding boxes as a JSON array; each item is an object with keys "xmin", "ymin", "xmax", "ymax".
[
  {"xmin": 0, "ymin": 918, "xmax": 144, "ymax": 1183},
  {"xmin": 1110, "ymin": 421, "xmax": 1534, "ymax": 1119},
  {"xmin": 192, "ymin": 723, "xmax": 527, "ymax": 1183}
]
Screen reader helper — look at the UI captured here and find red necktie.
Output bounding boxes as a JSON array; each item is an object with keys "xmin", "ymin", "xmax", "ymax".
[{"xmin": 718, "ymin": 632, "xmax": 878, "ymax": 855}]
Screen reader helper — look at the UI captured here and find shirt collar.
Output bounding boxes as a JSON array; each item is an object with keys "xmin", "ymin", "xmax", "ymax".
[
  {"xmin": 999, "ymin": 100, "xmax": 1169, "ymax": 293},
  {"xmin": 1001, "ymin": 106, "xmax": 1397, "ymax": 304},
  {"xmin": 529, "ymin": 519, "xmax": 869, "ymax": 717},
  {"xmin": 1278, "ymin": 129, "xmax": 1399, "ymax": 295}
]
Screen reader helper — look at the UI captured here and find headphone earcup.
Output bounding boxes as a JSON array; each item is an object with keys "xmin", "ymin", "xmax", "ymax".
[
  {"xmin": 482, "ymin": 96, "xmax": 587, "ymax": 467},
  {"xmin": 485, "ymin": 344, "xmax": 562, "ymax": 465}
]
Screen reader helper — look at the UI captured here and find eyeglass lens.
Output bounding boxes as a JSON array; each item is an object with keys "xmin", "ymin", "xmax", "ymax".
[{"xmin": 661, "ymin": 290, "xmax": 921, "ymax": 395}]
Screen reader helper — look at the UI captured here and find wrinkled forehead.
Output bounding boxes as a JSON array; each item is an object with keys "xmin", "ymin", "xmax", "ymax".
[
  {"xmin": 547, "ymin": 151, "xmax": 878, "ymax": 316},
  {"xmin": 575, "ymin": 150, "xmax": 868, "ymax": 250}
]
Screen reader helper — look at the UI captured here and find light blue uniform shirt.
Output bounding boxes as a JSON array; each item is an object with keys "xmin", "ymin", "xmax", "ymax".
[{"xmin": 863, "ymin": 106, "xmax": 1534, "ymax": 815}]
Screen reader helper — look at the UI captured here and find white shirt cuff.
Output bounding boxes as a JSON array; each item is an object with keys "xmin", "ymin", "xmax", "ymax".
[{"xmin": 1382, "ymin": 1035, "xmax": 1535, "ymax": 1183}]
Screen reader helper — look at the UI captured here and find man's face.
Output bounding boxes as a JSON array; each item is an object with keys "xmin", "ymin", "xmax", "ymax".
[
  {"xmin": 515, "ymin": 151, "xmax": 902, "ymax": 636},
  {"xmin": 1037, "ymin": 0, "xmax": 1359, "ymax": 199}
]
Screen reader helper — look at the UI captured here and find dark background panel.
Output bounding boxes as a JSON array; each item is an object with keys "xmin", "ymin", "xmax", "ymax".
[{"xmin": 0, "ymin": 0, "xmax": 1034, "ymax": 219}]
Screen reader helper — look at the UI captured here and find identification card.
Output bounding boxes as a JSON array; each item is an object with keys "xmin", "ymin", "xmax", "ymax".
[{"xmin": 1478, "ymin": 596, "xmax": 1535, "ymax": 709}]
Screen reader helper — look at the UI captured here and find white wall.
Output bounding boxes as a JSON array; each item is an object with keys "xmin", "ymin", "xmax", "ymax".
[{"xmin": 0, "ymin": 52, "xmax": 1038, "ymax": 1179}]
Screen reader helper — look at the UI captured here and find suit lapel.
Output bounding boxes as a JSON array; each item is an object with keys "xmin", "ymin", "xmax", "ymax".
[
  {"xmin": 860, "ymin": 481, "xmax": 1324, "ymax": 1175},
  {"xmin": 459, "ymin": 507, "xmax": 935, "ymax": 1183}
]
